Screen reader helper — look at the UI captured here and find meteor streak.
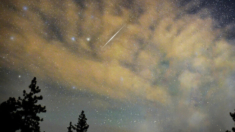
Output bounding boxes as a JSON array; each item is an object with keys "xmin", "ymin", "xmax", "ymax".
[{"xmin": 102, "ymin": 24, "xmax": 126, "ymax": 49}]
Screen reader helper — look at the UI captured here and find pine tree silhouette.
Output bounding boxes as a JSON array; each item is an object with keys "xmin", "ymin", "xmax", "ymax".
[
  {"xmin": 0, "ymin": 77, "xmax": 46, "ymax": 132},
  {"xmin": 0, "ymin": 97, "xmax": 22, "ymax": 132},
  {"xmin": 67, "ymin": 122, "xmax": 73, "ymax": 132},
  {"xmin": 226, "ymin": 109, "xmax": 235, "ymax": 132},
  {"xmin": 67, "ymin": 110, "xmax": 89, "ymax": 132}
]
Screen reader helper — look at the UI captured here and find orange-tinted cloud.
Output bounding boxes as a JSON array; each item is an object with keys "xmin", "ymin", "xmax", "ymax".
[{"xmin": 0, "ymin": 0, "xmax": 235, "ymax": 110}]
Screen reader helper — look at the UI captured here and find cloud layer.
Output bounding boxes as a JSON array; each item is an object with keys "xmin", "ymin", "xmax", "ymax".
[{"xmin": 1, "ymin": 0, "xmax": 235, "ymax": 131}]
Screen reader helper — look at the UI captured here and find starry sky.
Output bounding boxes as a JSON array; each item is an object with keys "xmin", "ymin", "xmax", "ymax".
[{"xmin": 1, "ymin": 0, "xmax": 235, "ymax": 132}]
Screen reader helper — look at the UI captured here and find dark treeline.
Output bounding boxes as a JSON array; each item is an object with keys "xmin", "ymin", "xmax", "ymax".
[
  {"xmin": 0, "ymin": 77, "xmax": 234, "ymax": 132},
  {"xmin": 0, "ymin": 77, "xmax": 89, "ymax": 132},
  {"xmin": 226, "ymin": 110, "xmax": 235, "ymax": 132}
]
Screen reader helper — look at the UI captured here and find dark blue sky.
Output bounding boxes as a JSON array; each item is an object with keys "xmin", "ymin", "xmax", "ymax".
[{"xmin": 180, "ymin": 0, "xmax": 235, "ymax": 26}]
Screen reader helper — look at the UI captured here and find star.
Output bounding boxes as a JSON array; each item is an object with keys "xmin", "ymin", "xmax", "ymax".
[
  {"xmin": 23, "ymin": 6, "xmax": 28, "ymax": 11},
  {"xmin": 18, "ymin": 75, "xmax": 21, "ymax": 78},
  {"xmin": 86, "ymin": 37, "xmax": 90, "ymax": 41},
  {"xmin": 71, "ymin": 37, "xmax": 75, "ymax": 41},
  {"xmin": 120, "ymin": 77, "xmax": 123, "ymax": 82},
  {"xmin": 10, "ymin": 36, "xmax": 14, "ymax": 40}
]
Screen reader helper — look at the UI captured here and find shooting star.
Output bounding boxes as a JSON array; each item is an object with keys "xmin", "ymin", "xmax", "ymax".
[{"xmin": 102, "ymin": 24, "xmax": 126, "ymax": 49}]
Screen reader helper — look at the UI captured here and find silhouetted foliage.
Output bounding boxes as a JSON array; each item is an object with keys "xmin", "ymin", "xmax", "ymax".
[
  {"xmin": 0, "ymin": 77, "xmax": 46, "ymax": 132},
  {"xmin": 67, "ymin": 110, "xmax": 89, "ymax": 132},
  {"xmin": 67, "ymin": 122, "xmax": 73, "ymax": 132},
  {"xmin": 226, "ymin": 109, "xmax": 235, "ymax": 132}
]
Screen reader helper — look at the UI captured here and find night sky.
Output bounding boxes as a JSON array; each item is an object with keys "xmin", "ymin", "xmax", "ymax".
[{"xmin": 1, "ymin": 0, "xmax": 235, "ymax": 132}]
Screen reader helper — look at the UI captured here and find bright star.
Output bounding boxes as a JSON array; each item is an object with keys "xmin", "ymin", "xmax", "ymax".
[
  {"xmin": 71, "ymin": 37, "xmax": 75, "ymax": 41},
  {"xmin": 86, "ymin": 37, "xmax": 90, "ymax": 41},
  {"xmin": 23, "ymin": 6, "xmax": 28, "ymax": 11}
]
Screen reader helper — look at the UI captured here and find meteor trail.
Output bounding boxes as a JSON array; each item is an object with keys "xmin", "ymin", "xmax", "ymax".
[{"xmin": 102, "ymin": 24, "xmax": 126, "ymax": 49}]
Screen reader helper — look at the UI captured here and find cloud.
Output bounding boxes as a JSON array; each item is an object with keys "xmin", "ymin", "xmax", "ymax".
[{"xmin": 1, "ymin": 0, "xmax": 235, "ymax": 131}]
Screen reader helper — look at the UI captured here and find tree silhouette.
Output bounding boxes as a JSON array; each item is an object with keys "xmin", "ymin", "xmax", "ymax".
[
  {"xmin": 0, "ymin": 77, "xmax": 46, "ymax": 132},
  {"xmin": 67, "ymin": 110, "xmax": 89, "ymax": 132},
  {"xmin": 67, "ymin": 122, "xmax": 73, "ymax": 132},
  {"xmin": 226, "ymin": 109, "xmax": 235, "ymax": 132}
]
